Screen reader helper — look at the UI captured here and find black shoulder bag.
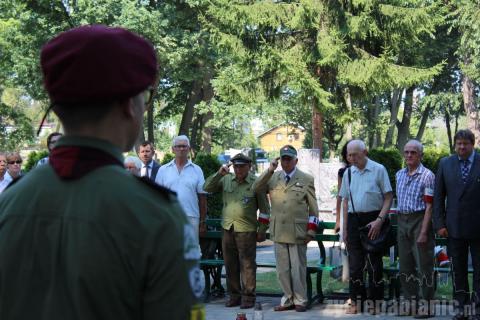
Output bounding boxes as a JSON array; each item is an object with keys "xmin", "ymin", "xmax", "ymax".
[{"xmin": 347, "ymin": 168, "xmax": 394, "ymax": 254}]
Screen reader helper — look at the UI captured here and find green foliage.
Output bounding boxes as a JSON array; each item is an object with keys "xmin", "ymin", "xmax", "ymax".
[
  {"xmin": 194, "ymin": 152, "xmax": 223, "ymax": 218},
  {"xmin": 0, "ymin": 102, "xmax": 34, "ymax": 151},
  {"xmin": 368, "ymin": 148, "xmax": 402, "ymax": 194},
  {"xmin": 160, "ymin": 153, "xmax": 175, "ymax": 165},
  {"xmin": 422, "ymin": 148, "xmax": 450, "ymax": 174},
  {"xmin": 23, "ymin": 150, "xmax": 48, "ymax": 172}
]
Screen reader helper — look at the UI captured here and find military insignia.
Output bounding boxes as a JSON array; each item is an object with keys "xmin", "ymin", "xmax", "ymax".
[
  {"xmin": 189, "ymin": 266, "xmax": 205, "ymax": 299},
  {"xmin": 184, "ymin": 224, "xmax": 201, "ymax": 260},
  {"xmin": 190, "ymin": 303, "xmax": 206, "ymax": 320}
]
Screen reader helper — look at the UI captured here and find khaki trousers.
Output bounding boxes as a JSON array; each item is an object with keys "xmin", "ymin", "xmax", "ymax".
[
  {"xmin": 274, "ymin": 242, "xmax": 308, "ymax": 307},
  {"xmin": 222, "ymin": 228, "xmax": 257, "ymax": 302},
  {"xmin": 397, "ymin": 212, "xmax": 435, "ymax": 301}
]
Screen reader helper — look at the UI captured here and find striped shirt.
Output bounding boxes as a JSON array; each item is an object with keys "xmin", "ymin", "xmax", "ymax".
[{"xmin": 395, "ymin": 163, "xmax": 434, "ymax": 213}]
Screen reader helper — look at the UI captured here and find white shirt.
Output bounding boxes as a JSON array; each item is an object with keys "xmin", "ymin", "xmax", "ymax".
[
  {"xmin": 339, "ymin": 158, "xmax": 392, "ymax": 212},
  {"xmin": 155, "ymin": 159, "xmax": 206, "ymax": 218},
  {"xmin": 140, "ymin": 160, "xmax": 153, "ymax": 178},
  {"xmin": 0, "ymin": 174, "xmax": 12, "ymax": 194}
]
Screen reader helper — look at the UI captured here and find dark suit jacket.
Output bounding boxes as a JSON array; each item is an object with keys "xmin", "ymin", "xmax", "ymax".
[
  {"xmin": 149, "ymin": 160, "xmax": 161, "ymax": 182},
  {"xmin": 433, "ymin": 152, "xmax": 480, "ymax": 239}
]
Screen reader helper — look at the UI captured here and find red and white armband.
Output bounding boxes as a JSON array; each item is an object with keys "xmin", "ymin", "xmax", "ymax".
[
  {"xmin": 424, "ymin": 187, "xmax": 433, "ymax": 203},
  {"xmin": 307, "ymin": 216, "xmax": 319, "ymax": 232},
  {"xmin": 258, "ymin": 213, "xmax": 270, "ymax": 225}
]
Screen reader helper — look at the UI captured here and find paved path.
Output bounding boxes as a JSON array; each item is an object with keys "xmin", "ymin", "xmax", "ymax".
[{"xmin": 205, "ymin": 297, "xmax": 453, "ymax": 319}]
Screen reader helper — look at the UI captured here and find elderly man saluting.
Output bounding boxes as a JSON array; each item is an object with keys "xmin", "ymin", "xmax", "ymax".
[
  {"xmin": 204, "ymin": 153, "xmax": 270, "ymax": 309},
  {"xmin": 340, "ymin": 139, "xmax": 392, "ymax": 315},
  {"xmin": 254, "ymin": 145, "xmax": 319, "ymax": 312}
]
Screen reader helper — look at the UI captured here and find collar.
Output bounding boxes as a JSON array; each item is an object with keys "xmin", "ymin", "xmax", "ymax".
[
  {"xmin": 166, "ymin": 159, "xmax": 193, "ymax": 167},
  {"xmin": 352, "ymin": 158, "xmax": 373, "ymax": 173},
  {"xmin": 50, "ymin": 136, "xmax": 124, "ymax": 180},
  {"xmin": 283, "ymin": 167, "xmax": 297, "ymax": 179},
  {"xmin": 143, "ymin": 160, "xmax": 153, "ymax": 168},
  {"xmin": 230, "ymin": 172, "xmax": 255, "ymax": 183},
  {"xmin": 404, "ymin": 163, "xmax": 425, "ymax": 176},
  {"xmin": 55, "ymin": 136, "xmax": 124, "ymax": 163},
  {"xmin": 458, "ymin": 151, "xmax": 475, "ymax": 163}
]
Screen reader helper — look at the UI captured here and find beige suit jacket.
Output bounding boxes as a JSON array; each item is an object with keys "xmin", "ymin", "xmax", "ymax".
[{"xmin": 254, "ymin": 168, "xmax": 319, "ymax": 244}]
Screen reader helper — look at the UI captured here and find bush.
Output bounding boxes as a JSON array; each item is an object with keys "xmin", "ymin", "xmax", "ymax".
[
  {"xmin": 160, "ymin": 153, "xmax": 175, "ymax": 165},
  {"xmin": 422, "ymin": 148, "xmax": 450, "ymax": 174},
  {"xmin": 24, "ymin": 150, "xmax": 49, "ymax": 173},
  {"xmin": 193, "ymin": 152, "xmax": 223, "ymax": 218},
  {"xmin": 368, "ymin": 148, "xmax": 403, "ymax": 196}
]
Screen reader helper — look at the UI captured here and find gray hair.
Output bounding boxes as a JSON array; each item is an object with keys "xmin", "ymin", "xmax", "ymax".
[
  {"xmin": 347, "ymin": 139, "xmax": 366, "ymax": 152},
  {"xmin": 124, "ymin": 156, "xmax": 142, "ymax": 169},
  {"xmin": 172, "ymin": 135, "xmax": 190, "ymax": 147},
  {"xmin": 405, "ymin": 139, "xmax": 424, "ymax": 155}
]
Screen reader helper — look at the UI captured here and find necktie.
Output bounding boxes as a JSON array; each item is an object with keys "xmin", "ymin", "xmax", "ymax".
[
  {"xmin": 461, "ymin": 159, "xmax": 470, "ymax": 183},
  {"xmin": 285, "ymin": 175, "xmax": 290, "ymax": 186},
  {"xmin": 143, "ymin": 165, "xmax": 150, "ymax": 178}
]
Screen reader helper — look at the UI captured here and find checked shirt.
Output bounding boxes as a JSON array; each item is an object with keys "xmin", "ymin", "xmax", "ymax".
[{"xmin": 396, "ymin": 163, "xmax": 435, "ymax": 213}]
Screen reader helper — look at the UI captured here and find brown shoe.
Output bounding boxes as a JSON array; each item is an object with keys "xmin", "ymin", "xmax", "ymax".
[
  {"xmin": 240, "ymin": 301, "xmax": 254, "ymax": 309},
  {"xmin": 274, "ymin": 305, "xmax": 295, "ymax": 312},
  {"xmin": 345, "ymin": 304, "xmax": 359, "ymax": 314},
  {"xmin": 225, "ymin": 298, "xmax": 241, "ymax": 307},
  {"xmin": 295, "ymin": 305, "xmax": 307, "ymax": 312}
]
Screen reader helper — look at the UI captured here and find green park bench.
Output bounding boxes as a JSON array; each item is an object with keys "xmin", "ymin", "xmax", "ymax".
[
  {"xmin": 383, "ymin": 217, "xmax": 473, "ymax": 300},
  {"xmin": 199, "ymin": 218, "xmax": 341, "ymax": 306}
]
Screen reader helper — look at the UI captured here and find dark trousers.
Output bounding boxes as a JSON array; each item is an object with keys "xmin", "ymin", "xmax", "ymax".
[
  {"xmin": 448, "ymin": 237, "xmax": 480, "ymax": 316},
  {"xmin": 222, "ymin": 228, "xmax": 257, "ymax": 302},
  {"xmin": 347, "ymin": 211, "xmax": 384, "ymax": 303}
]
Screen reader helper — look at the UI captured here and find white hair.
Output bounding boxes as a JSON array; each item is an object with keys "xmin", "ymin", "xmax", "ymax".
[
  {"xmin": 405, "ymin": 139, "xmax": 424, "ymax": 154},
  {"xmin": 172, "ymin": 135, "xmax": 190, "ymax": 147},
  {"xmin": 347, "ymin": 139, "xmax": 366, "ymax": 152},
  {"xmin": 124, "ymin": 156, "xmax": 142, "ymax": 169}
]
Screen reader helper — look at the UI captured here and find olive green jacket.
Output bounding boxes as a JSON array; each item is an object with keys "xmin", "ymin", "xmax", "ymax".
[
  {"xmin": 0, "ymin": 137, "xmax": 199, "ymax": 320},
  {"xmin": 204, "ymin": 172, "xmax": 270, "ymax": 233},
  {"xmin": 254, "ymin": 168, "xmax": 319, "ymax": 244}
]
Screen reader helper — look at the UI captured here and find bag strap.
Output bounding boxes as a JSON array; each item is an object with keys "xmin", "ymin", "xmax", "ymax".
[{"xmin": 347, "ymin": 167, "xmax": 357, "ymax": 216}]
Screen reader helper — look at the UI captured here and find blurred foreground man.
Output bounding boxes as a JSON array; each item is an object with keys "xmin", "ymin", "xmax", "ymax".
[{"xmin": 0, "ymin": 25, "xmax": 203, "ymax": 320}]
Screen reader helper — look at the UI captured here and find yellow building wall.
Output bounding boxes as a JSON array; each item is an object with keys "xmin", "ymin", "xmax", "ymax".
[{"xmin": 259, "ymin": 125, "xmax": 305, "ymax": 153}]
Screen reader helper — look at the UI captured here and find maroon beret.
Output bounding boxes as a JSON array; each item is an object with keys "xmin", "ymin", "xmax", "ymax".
[{"xmin": 41, "ymin": 25, "xmax": 157, "ymax": 104}]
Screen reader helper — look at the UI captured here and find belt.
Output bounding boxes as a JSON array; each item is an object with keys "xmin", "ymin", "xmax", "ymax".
[
  {"xmin": 398, "ymin": 210, "xmax": 425, "ymax": 215},
  {"xmin": 348, "ymin": 210, "xmax": 380, "ymax": 215}
]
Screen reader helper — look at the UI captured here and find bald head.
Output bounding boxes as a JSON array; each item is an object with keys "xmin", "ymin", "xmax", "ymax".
[{"xmin": 346, "ymin": 139, "xmax": 368, "ymax": 169}]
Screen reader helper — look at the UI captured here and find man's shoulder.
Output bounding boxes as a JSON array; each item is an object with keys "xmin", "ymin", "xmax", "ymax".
[{"xmin": 295, "ymin": 168, "xmax": 314, "ymax": 181}]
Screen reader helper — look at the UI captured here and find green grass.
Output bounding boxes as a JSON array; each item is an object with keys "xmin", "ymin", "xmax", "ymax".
[{"xmin": 256, "ymin": 270, "xmax": 474, "ymax": 299}]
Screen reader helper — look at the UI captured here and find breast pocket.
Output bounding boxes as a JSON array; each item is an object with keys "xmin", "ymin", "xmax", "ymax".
[{"xmin": 291, "ymin": 186, "xmax": 306, "ymax": 204}]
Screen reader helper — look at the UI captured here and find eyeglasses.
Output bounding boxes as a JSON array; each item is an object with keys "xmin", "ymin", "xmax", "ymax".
[
  {"xmin": 8, "ymin": 160, "xmax": 22, "ymax": 165},
  {"xmin": 403, "ymin": 151, "xmax": 418, "ymax": 155},
  {"xmin": 173, "ymin": 145, "xmax": 189, "ymax": 150}
]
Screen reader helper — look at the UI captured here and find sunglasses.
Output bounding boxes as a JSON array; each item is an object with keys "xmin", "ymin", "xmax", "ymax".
[{"xmin": 8, "ymin": 160, "xmax": 22, "ymax": 165}]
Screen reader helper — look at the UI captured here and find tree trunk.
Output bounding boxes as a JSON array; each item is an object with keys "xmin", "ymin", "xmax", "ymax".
[
  {"xmin": 200, "ymin": 77, "xmax": 215, "ymax": 153},
  {"xmin": 416, "ymin": 103, "xmax": 432, "ymax": 141},
  {"xmin": 396, "ymin": 87, "xmax": 415, "ymax": 151},
  {"xmin": 462, "ymin": 72, "xmax": 480, "ymax": 145},
  {"xmin": 179, "ymin": 79, "xmax": 203, "ymax": 136},
  {"xmin": 384, "ymin": 88, "xmax": 402, "ymax": 148},
  {"xmin": 373, "ymin": 96, "xmax": 381, "ymax": 148},
  {"xmin": 312, "ymin": 98, "xmax": 323, "ymax": 162},
  {"xmin": 343, "ymin": 87, "xmax": 353, "ymax": 140},
  {"xmin": 445, "ymin": 110, "xmax": 453, "ymax": 153},
  {"xmin": 146, "ymin": 73, "xmax": 161, "ymax": 143}
]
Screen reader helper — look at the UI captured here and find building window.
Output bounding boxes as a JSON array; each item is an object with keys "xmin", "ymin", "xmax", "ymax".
[{"xmin": 276, "ymin": 133, "xmax": 283, "ymax": 141}]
